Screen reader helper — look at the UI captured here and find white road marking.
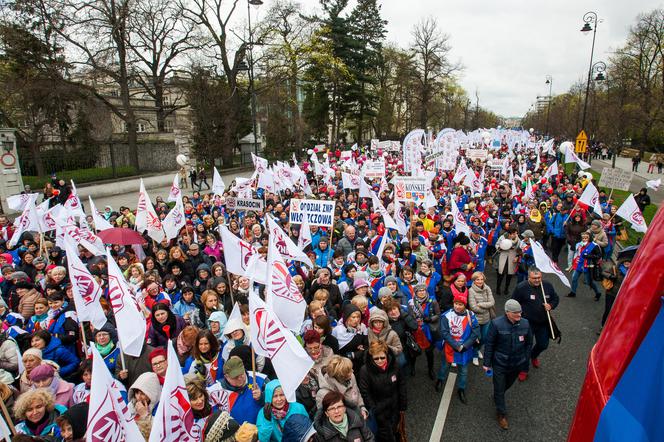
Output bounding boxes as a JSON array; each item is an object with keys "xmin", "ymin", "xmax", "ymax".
[{"xmin": 429, "ymin": 372, "xmax": 457, "ymax": 442}]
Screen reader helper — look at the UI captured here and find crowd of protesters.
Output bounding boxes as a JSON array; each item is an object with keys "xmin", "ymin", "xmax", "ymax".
[{"xmin": 0, "ymin": 132, "xmax": 641, "ymax": 441}]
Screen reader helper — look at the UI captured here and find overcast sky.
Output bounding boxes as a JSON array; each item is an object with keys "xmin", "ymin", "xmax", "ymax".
[{"xmin": 255, "ymin": 0, "xmax": 662, "ymax": 118}]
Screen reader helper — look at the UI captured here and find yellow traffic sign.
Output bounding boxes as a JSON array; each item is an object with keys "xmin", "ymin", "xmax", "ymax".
[{"xmin": 575, "ymin": 130, "xmax": 588, "ymax": 154}]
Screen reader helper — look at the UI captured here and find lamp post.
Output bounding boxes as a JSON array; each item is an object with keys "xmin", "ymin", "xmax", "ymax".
[
  {"xmin": 580, "ymin": 11, "xmax": 599, "ymax": 164},
  {"xmin": 247, "ymin": 0, "xmax": 262, "ymax": 157},
  {"xmin": 545, "ymin": 75, "xmax": 552, "ymax": 139}
]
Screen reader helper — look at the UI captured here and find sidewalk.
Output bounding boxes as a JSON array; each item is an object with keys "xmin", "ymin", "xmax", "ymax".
[
  {"xmin": 592, "ymin": 156, "xmax": 663, "ymax": 181},
  {"xmin": 87, "ymin": 167, "xmax": 254, "ymax": 212}
]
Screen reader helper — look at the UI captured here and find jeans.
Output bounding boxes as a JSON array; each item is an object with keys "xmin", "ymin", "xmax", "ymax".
[
  {"xmin": 438, "ymin": 360, "xmax": 468, "ymax": 390},
  {"xmin": 567, "ymin": 245, "xmax": 575, "ymax": 269},
  {"xmin": 493, "ymin": 368, "xmax": 520, "ymax": 415},
  {"xmin": 550, "ymin": 237, "xmax": 566, "ymax": 264},
  {"xmin": 474, "ymin": 322, "xmax": 491, "ymax": 357},
  {"xmin": 530, "ymin": 323, "xmax": 550, "ymax": 360},
  {"xmin": 571, "ymin": 270, "xmax": 600, "ymax": 296}
]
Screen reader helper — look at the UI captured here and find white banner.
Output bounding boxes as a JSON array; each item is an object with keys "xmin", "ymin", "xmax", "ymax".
[
  {"xmin": 362, "ymin": 160, "xmax": 385, "ymax": 179},
  {"xmin": 225, "ymin": 196, "xmax": 264, "ymax": 212},
  {"xmin": 598, "ymin": 167, "xmax": 633, "ymax": 192},
  {"xmin": 393, "ymin": 177, "xmax": 428, "ymax": 204},
  {"xmin": 466, "ymin": 149, "xmax": 488, "ymax": 161},
  {"xmin": 289, "ymin": 199, "xmax": 336, "ymax": 227}
]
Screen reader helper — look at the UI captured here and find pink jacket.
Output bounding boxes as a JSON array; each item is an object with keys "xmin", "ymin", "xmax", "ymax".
[{"xmin": 52, "ymin": 377, "xmax": 75, "ymax": 408}]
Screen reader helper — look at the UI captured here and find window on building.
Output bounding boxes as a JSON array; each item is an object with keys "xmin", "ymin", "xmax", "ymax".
[{"xmin": 164, "ymin": 119, "xmax": 175, "ymax": 133}]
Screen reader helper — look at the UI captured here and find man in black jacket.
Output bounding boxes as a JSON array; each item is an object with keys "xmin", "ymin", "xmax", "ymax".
[
  {"xmin": 511, "ymin": 267, "xmax": 559, "ymax": 376},
  {"xmin": 483, "ymin": 299, "xmax": 532, "ymax": 430}
]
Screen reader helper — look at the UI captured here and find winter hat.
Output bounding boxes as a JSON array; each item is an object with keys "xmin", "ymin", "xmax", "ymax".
[
  {"xmin": 13, "ymin": 281, "xmax": 33, "ymax": 291},
  {"xmin": 341, "ymin": 304, "xmax": 361, "ymax": 323},
  {"xmin": 93, "ymin": 323, "xmax": 118, "ymax": 343},
  {"xmin": 282, "ymin": 413, "xmax": 317, "ymax": 442},
  {"xmin": 384, "ymin": 276, "xmax": 398, "ymax": 286},
  {"xmin": 203, "ymin": 411, "xmax": 240, "ymax": 442},
  {"xmin": 452, "ymin": 291, "xmax": 468, "ymax": 305},
  {"xmin": 60, "ymin": 402, "xmax": 89, "ymax": 440},
  {"xmin": 378, "ymin": 287, "xmax": 392, "ymax": 299},
  {"xmin": 223, "ymin": 356, "xmax": 245, "ymax": 378},
  {"xmin": 353, "ymin": 279, "xmax": 369, "ymax": 290},
  {"xmin": 505, "ymin": 299, "xmax": 522, "ymax": 313},
  {"xmin": 22, "ymin": 348, "xmax": 42, "ymax": 361},
  {"xmin": 414, "ymin": 283, "xmax": 427, "ymax": 293},
  {"xmin": 29, "ymin": 364, "xmax": 55, "ymax": 382},
  {"xmin": 456, "ymin": 233, "xmax": 470, "ymax": 246},
  {"xmin": 315, "ymin": 268, "xmax": 330, "ymax": 278}
]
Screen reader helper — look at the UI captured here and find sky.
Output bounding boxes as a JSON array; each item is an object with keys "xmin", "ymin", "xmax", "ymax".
[{"xmin": 253, "ymin": 0, "xmax": 663, "ymax": 118}]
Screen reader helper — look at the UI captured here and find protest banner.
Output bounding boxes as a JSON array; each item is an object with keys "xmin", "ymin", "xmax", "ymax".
[
  {"xmin": 339, "ymin": 151, "xmax": 352, "ymax": 161},
  {"xmin": 378, "ymin": 140, "xmax": 400, "ymax": 151},
  {"xmin": 225, "ymin": 196, "xmax": 264, "ymax": 212},
  {"xmin": 598, "ymin": 167, "xmax": 633, "ymax": 191},
  {"xmin": 466, "ymin": 149, "xmax": 488, "ymax": 161},
  {"xmin": 394, "ymin": 177, "xmax": 428, "ymax": 204},
  {"xmin": 363, "ymin": 160, "xmax": 386, "ymax": 178},
  {"xmin": 488, "ymin": 159, "xmax": 504, "ymax": 170},
  {"xmin": 289, "ymin": 199, "xmax": 336, "ymax": 227}
]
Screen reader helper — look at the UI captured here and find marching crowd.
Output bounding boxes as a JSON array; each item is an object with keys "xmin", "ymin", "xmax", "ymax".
[{"xmin": 0, "ymin": 134, "xmax": 644, "ymax": 442}]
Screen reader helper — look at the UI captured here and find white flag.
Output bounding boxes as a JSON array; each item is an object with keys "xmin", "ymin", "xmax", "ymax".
[
  {"xmin": 258, "ymin": 169, "xmax": 276, "ymax": 193},
  {"xmin": 88, "ymin": 196, "xmax": 114, "ymax": 231},
  {"xmin": 167, "ymin": 173, "xmax": 181, "ymax": 202},
  {"xmin": 564, "ymin": 144, "xmax": 591, "ymax": 170},
  {"xmin": 341, "ymin": 172, "xmax": 361, "ymax": 190},
  {"xmin": 543, "ymin": 138, "xmax": 556, "ymax": 156},
  {"xmin": 9, "ymin": 194, "xmax": 41, "ymax": 248},
  {"xmin": 63, "ymin": 238, "xmax": 107, "ymax": 329},
  {"xmin": 219, "ymin": 225, "xmax": 266, "ymax": 283},
  {"xmin": 393, "ymin": 201, "xmax": 408, "ymax": 236},
  {"xmin": 249, "ymin": 287, "xmax": 313, "ymax": 402},
  {"xmin": 453, "ymin": 159, "xmax": 468, "ymax": 183},
  {"xmin": 59, "ymin": 223, "xmax": 106, "ymax": 256},
  {"xmin": 369, "ymin": 192, "xmax": 399, "ymax": 232},
  {"xmin": 544, "ymin": 161, "xmax": 559, "ymax": 180},
  {"xmin": 223, "ymin": 302, "xmax": 243, "ymax": 336},
  {"xmin": 531, "ymin": 240, "xmax": 570, "ymax": 288},
  {"xmin": 106, "ymin": 248, "xmax": 146, "ymax": 357},
  {"xmin": 64, "ymin": 180, "xmax": 85, "ymax": 218},
  {"xmin": 252, "ymin": 153, "xmax": 269, "ymax": 174},
  {"xmin": 451, "ymin": 198, "xmax": 470, "ymax": 235},
  {"xmin": 646, "ymin": 178, "xmax": 661, "ymax": 191},
  {"xmin": 136, "ymin": 180, "xmax": 165, "ymax": 243},
  {"xmin": 149, "ymin": 341, "xmax": 199, "ymax": 442},
  {"xmin": 359, "ymin": 178, "xmax": 373, "ymax": 199},
  {"xmin": 266, "ymin": 237, "xmax": 306, "ymax": 332},
  {"xmin": 579, "ymin": 181, "xmax": 603, "ymax": 216},
  {"xmin": 266, "ymin": 216, "xmax": 313, "ymax": 267},
  {"xmin": 87, "ymin": 346, "xmax": 144, "ymax": 442},
  {"xmin": 298, "ymin": 216, "xmax": 312, "ymax": 251},
  {"xmin": 615, "ymin": 194, "xmax": 648, "ymax": 233},
  {"xmin": 212, "ymin": 167, "xmax": 226, "ymax": 196},
  {"xmin": 524, "ymin": 180, "xmax": 534, "ymax": 200},
  {"xmin": 37, "ymin": 200, "xmax": 64, "ymax": 233},
  {"xmin": 6, "ymin": 193, "xmax": 39, "ymax": 212},
  {"xmin": 163, "ymin": 196, "xmax": 186, "ymax": 241}
]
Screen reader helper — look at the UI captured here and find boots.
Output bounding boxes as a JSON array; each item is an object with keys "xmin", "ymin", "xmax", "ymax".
[{"xmin": 497, "ymin": 413, "xmax": 509, "ymax": 430}]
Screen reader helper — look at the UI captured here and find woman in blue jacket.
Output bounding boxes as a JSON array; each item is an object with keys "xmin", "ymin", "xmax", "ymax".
[
  {"xmin": 30, "ymin": 330, "xmax": 79, "ymax": 379},
  {"xmin": 256, "ymin": 380, "xmax": 308, "ymax": 442}
]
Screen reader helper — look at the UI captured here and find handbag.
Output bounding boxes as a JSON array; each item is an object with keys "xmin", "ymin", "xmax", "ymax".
[
  {"xmin": 601, "ymin": 265, "xmax": 617, "ymax": 291},
  {"xmin": 404, "ymin": 331, "xmax": 422, "ymax": 357},
  {"xmin": 546, "ymin": 314, "xmax": 562, "ymax": 343},
  {"xmin": 489, "ymin": 306, "xmax": 497, "ymax": 319}
]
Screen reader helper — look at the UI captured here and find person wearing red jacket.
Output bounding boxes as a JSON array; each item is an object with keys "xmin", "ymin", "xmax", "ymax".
[{"xmin": 448, "ymin": 233, "xmax": 474, "ymax": 283}]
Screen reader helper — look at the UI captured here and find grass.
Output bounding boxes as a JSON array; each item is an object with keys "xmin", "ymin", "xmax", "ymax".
[{"xmin": 23, "ymin": 166, "xmax": 137, "ymax": 189}]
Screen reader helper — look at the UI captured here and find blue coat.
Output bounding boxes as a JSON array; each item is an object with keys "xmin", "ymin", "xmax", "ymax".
[
  {"xmin": 314, "ymin": 247, "xmax": 334, "ymax": 268},
  {"xmin": 545, "ymin": 211, "xmax": 565, "ymax": 239},
  {"xmin": 42, "ymin": 337, "xmax": 79, "ymax": 378},
  {"xmin": 256, "ymin": 380, "xmax": 308, "ymax": 442}
]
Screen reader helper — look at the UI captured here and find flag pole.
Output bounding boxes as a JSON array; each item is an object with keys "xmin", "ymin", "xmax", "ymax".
[
  {"xmin": 0, "ymin": 396, "xmax": 16, "ymax": 436},
  {"xmin": 250, "ymin": 346, "xmax": 257, "ymax": 391},
  {"xmin": 540, "ymin": 283, "xmax": 556, "ymax": 339},
  {"xmin": 563, "ymin": 202, "xmax": 579, "ymax": 226},
  {"xmin": 80, "ymin": 324, "xmax": 88, "ymax": 355}
]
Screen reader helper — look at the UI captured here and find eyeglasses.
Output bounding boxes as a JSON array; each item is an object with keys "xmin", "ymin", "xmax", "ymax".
[
  {"xmin": 326, "ymin": 404, "xmax": 346, "ymax": 413},
  {"xmin": 151, "ymin": 360, "xmax": 166, "ymax": 367}
]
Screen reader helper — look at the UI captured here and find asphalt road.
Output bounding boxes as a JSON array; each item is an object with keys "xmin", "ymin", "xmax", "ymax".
[{"xmin": 404, "ymin": 254, "xmax": 606, "ymax": 442}]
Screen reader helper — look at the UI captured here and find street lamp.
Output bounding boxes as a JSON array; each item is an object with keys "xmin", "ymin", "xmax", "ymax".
[
  {"xmin": 545, "ymin": 75, "xmax": 552, "ymax": 138},
  {"xmin": 592, "ymin": 61, "xmax": 606, "ymax": 81},
  {"xmin": 247, "ymin": 0, "xmax": 262, "ymax": 158},
  {"xmin": 580, "ymin": 11, "xmax": 599, "ymax": 165}
]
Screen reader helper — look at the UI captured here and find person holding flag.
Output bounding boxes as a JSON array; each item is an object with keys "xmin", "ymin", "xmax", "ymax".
[{"xmin": 568, "ymin": 230, "xmax": 603, "ymax": 300}]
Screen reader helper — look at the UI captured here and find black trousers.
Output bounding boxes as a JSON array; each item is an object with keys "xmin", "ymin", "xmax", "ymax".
[
  {"xmin": 493, "ymin": 367, "xmax": 520, "ymax": 415},
  {"xmin": 550, "ymin": 237, "xmax": 566, "ymax": 264}
]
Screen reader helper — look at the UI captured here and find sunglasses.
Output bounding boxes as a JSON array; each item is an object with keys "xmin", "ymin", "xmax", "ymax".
[{"xmin": 372, "ymin": 356, "xmax": 386, "ymax": 361}]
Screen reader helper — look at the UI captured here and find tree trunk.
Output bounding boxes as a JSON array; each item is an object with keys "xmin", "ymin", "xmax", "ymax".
[
  {"xmin": 289, "ymin": 69, "xmax": 302, "ymax": 151},
  {"xmin": 29, "ymin": 141, "xmax": 45, "ymax": 178},
  {"xmin": 154, "ymin": 78, "xmax": 166, "ymax": 132}
]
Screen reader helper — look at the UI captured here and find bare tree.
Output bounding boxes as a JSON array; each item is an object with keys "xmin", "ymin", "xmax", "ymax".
[
  {"xmin": 35, "ymin": 0, "xmax": 142, "ymax": 170},
  {"xmin": 128, "ymin": 0, "xmax": 202, "ymax": 132},
  {"xmin": 410, "ymin": 18, "xmax": 461, "ymax": 128}
]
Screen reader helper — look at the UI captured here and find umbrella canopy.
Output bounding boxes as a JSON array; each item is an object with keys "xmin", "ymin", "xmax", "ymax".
[
  {"xmin": 617, "ymin": 245, "xmax": 639, "ymax": 263},
  {"xmin": 97, "ymin": 227, "xmax": 147, "ymax": 245}
]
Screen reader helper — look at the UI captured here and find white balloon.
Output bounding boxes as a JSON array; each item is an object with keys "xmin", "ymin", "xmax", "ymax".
[
  {"xmin": 559, "ymin": 141, "xmax": 574, "ymax": 154},
  {"xmin": 323, "ymin": 153, "xmax": 328, "ymax": 159},
  {"xmin": 578, "ymin": 170, "xmax": 585, "ymax": 177},
  {"xmin": 529, "ymin": 128, "xmax": 534, "ymax": 133},
  {"xmin": 176, "ymin": 154, "xmax": 189, "ymax": 166},
  {"xmin": 584, "ymin": 172, "xmax": 593, "ymax": 179},
  {"xmin": 307, "ymin": 149, "xmax": 314, "ymax": 155}
]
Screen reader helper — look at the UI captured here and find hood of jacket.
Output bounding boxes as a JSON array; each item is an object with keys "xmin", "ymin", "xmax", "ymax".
[{"xmin": 129, "ymin": 372, "xmax": 162, "ymax": 411}]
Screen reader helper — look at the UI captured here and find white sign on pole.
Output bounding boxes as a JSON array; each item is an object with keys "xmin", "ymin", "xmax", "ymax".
[
  {"xmin": 370, "ymin": 139, "xmax": 379, "ymax": 150},
  {"xmin": 598, "ymin": 167, "xmax": 634, "ymax": 191},
  {"xmin": 488, "ymin": 159, "xmax": 504, "ymax": 170},
  {"xmin": 363, "ymin": 160, "xmax": 385, "ymax": 179},
  {"xmin": 466, "ymin": 149, "xmax": 488, "ymax": 161},
  {"xmin": 393, "ymin": 177, "xmax": 429, "ymax": 204},
  {"xmin": 225, "ymin": 197, "xmax": 264, "ymax": 212},
  {"xmin": 289, "ymin": 199, "xmax": 336, "ymax": 227}
]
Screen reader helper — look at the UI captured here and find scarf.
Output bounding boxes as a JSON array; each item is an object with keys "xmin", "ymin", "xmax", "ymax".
[
  {"xmin": 330, "ymin": 414, "xmax": 349, "ymax": 437},
  {"xmin": 450, "ymin": 284, "xmax": 468, "ymax": 301},
  {"xmin": 96, "ymin": 341, "xmax": 115, "ymax": 357},
  {"xmin": 176, "ymin": 333, "xmax": 192, "ymax": 356},
  {"xmin": 376, "ymin": 359, "xmax": 388, "ymax": 371},
  {"xmin": 271, "ymin": 402, "xmax": 290, "ymax": 421},
  {"xmin": 410, "ymin": 295, "xmax": 429, "ymax": 322},
  {"xmin": 25, "ymin": 410, "xmax": 51, "ymax": 436}
]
